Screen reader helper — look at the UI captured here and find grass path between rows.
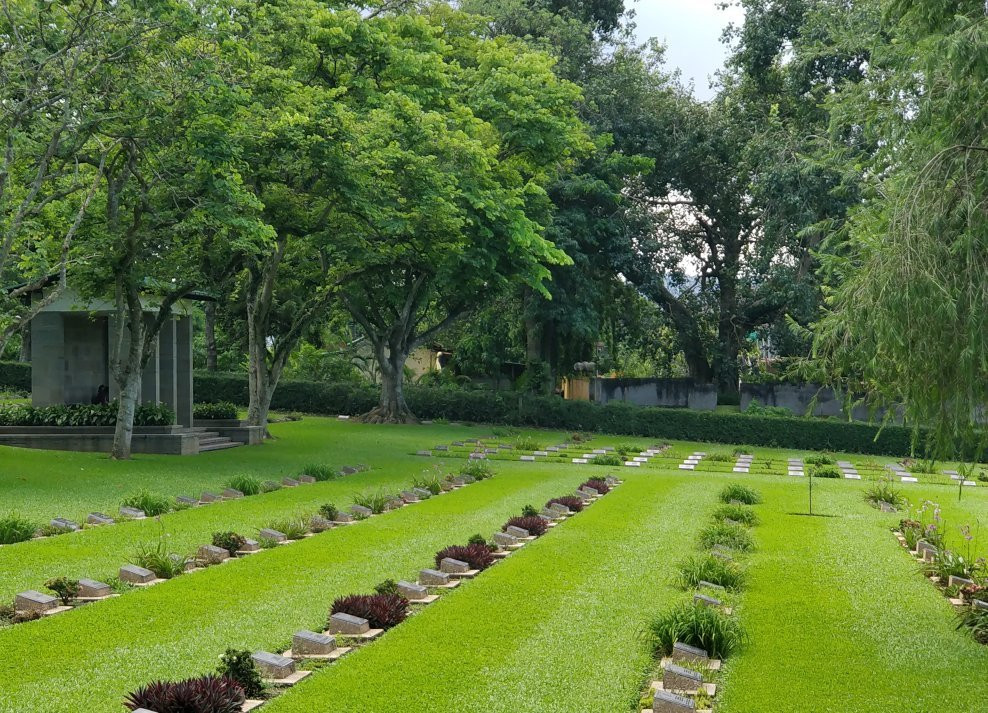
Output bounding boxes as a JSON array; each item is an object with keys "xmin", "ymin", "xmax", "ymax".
[
  {"xmin": 717, "ymin": 479, "xmax": 988, "ymax": 713},
  {"xmin": 262, "ymin": 471, "xmax": 721, "ymax": 713},
  {"xmin": 0, "ymin": 466, "xmax": 586, "ymax": 713}
]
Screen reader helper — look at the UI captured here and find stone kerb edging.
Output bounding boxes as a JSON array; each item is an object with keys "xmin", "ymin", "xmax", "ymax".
[
  {"xmin": 3, "ymin": 471, "xmax": 480, "ymax": 627},
  {"xmin": 123, "ymin": 474, "xmax": 622, "ymax": 711}
]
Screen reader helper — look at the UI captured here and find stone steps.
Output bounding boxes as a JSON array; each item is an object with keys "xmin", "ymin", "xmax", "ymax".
[{"xmin": 198, "ymin": 439, "xmax": 242, "ymax": 452}]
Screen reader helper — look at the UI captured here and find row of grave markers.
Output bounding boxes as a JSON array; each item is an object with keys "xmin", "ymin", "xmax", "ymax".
[
  {"xmin": 893, "ymin": 531, "xmax": 988, "ymax": 617},
  {"xmin": 126, "ymin": 474, "xmax": 621, "ymax": 713}
]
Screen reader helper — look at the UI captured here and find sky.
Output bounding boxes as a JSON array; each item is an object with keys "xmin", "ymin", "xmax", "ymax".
[{"xmin": 630, "ymin": 0, "xmax": 745, "ymax": 100}]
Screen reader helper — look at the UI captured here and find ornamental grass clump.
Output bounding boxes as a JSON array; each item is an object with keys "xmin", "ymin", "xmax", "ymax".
[
  {"xmin": 546, "ymin": 495, "xmax": 584, "ymax": 513},
  {"xmin": 956, "ymin": 605, "xmax": 988, "ymax": 644},
  {"xmin": 459, "ymin": 460, "xmax": 495, "ymax": 480},
  {"xmin": 131, "ymin": 541, "xmax": 189, "ymax": 579},
  {"xmin": 582, "ymin": 478, "xmax": 610, "ymax": 494},
  {"xmin": 121, "ymin": 490, "xmax": 172, "ymax": 517},
  {"xmin": 503, "ymin": 515, "xmax": 548, "ymax": 537},
  {"xmin": 591, "ymin": 453, "xmax": 622, "ymax": 466},
  {"xmin": 351, "ymin": 489, "xmax": 392, "ymax": 514},
  {"xmin": 266, "ymin": 516, "xmax": 308, "ymax": 540},
  {"xmin": 124, "ymin": 674, "xmax": 245, "ymax": 713},
  {"xmin": 435, "ymin": 543, "xmax": 495, "ymax": 571},
  {"xmin": 699, "ymin": 522, "xmax": 755, "ymax": 553},
  {"xmin": 712, "ymin": 504, "xmax": 759, "ymax": 527},
  {"xmin": 226, "ymin": 475, "xmax": 261, "ymax": 496},
  {"xmin": 330, "ymin": 593, "xmax": 408, "ymax": 630},
  {"xmin": 719, "ymin": 483, "xmax": 762, "ymax": 505},
  {"xmin": 676, "ymin": 555, "xmax": 746, "ymax": 591},
  {"xmin": 646, "ymin": 601, "xmax": 747, "ymax": 660},
  {"xmin": 300, "ymin": 463, "xmax": 337, "ymax": 481},
  {"xmin": 0, "ymin": 513, "xmax": 36, "ymax": 544},
  {"xmin": 864, "ymin": 477, "xmax": 906, "ymax": 510},
  {"xmin": 412, "ymin": 476, "xmax": 443, "ymax": 496}
]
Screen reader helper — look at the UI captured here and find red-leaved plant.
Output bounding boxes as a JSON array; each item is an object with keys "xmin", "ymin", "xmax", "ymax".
[
  {"xmin": 582, "ymin": 478, "xmax": 610, "ymax": 494},
  {"xmin": 330, "ymin": 593, "xmax": 409, "ymax": 630},
  {"xmin": 502, "ymin": 515, "xmax": 549, "ymax": 537},
  {"xmin": 124, "ymin": 674, "xmax": 245, "ymax": 713},
  {"xmin": 435, "ymin": 543, "xmax": 495, "ymax": 571},
  {"xmin": 546, "ymin": 496, "xmax": 584, "ymax": 513}
]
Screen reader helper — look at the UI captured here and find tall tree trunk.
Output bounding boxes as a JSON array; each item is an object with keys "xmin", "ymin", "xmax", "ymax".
[
  {"xmin": 246, "ymin": 296, "xmax": 271, "ymax": 431},
  {"xmin": 363, "ymin": 342, "xmax": 415, "ymax": 424},
  {"xmin": 110, "ymin": 293, "xmax": 144, "ymax": 460},
  {"xmin": 18, "ymin": 326, "xmax": 30, "ymax": 362},
  {"xmin": 204, "ymin": 300, "xmax": 217, "ymax": 371},
  {"xmin": 715, "ymin": 274, "xmax": 741, "ymax": 397}
]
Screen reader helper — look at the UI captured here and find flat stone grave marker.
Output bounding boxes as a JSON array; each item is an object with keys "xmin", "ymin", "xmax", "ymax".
[
  {"xmin": 672, "ymin": 641, "xmax": 709, "ymax": 665},
  {"xmin": 282, "ymin": 477, "xmax": 300, "ymax": 487},
  {"xmin": 416, "ymin": 450, "xmax": 432, "ymax": 456},
  {"xmin": 625, "ymin": 461, "xmax": 642, "ymax": 467},
  {"xmin": 520, "ymin": 455, "xmax": 536, "ymax": 462},
  {"xmin": 948, "ymin": 575, "xmax": 975, "ymax": 588},
  {"xmin": 333, "ymin": 512, "xmax": 354, "ymax": 523},
  {"xmin": 663, "ymin": 663, "xmax": 704, "ymax": 694},
  {"xmin": 732, "ymin": 467, "xmax": 749, "ymax": 473},
  {"xmin": 440, "ymin": 557, "xmax": 471, "ymax": 575},
  {"xmin": 729, "ymin": 499, "xmax": 743, "ymax": 506},
  {"xmin": 51, "ymin": 517, "xmax": 80, "ymax": 531},
  {"xmin": 879, "ymin": 502, "xmax": 895, "ymax": 512},
  {"xmin": 549, "ymin": 502, "xmax": 571, "ymax": 515},
  {"xmin": 546, "ymin": 447, "xmax": 559, "ymax": 452},
  {"xmin": 484, "ymin": 448, "xmax": 498, "ymax": 454},
  {"xmin": 693, "ymin": 451, "xmax": 707, "ymax": 456},
  {"xmin": 119, "ymin": 564, "xmax": 156, "ymax": 585},
  {"xmin": 252, "ymin": 651, "xmax": 296, "ymax": 680},
  {"xmin": 711, "ymin": 550, "xmax": 733, "ymax": 562},
  {"xmin": 901, "ymin": 476, "xmax": 919, "ymax": 483},
  {"xmin": 693, "ymin": 593, "xmax": 723, "ymax": 609},
  {"xmin": 949, "ymin": 474, "xmax": 963, "ymax": 481},
  {"xmin": 222, "ymin": 488, "xmax": 244, "ymax": 499},
  {"xmin": 398, "ymin": 580, "xmax": 436, "ymax": 603},
  {"xmin": 845, "ymin": 473, "xmax": 862, "ymax": 480},
  {"xmin": 119, "ymin": 507, "xmax": 146, "ymax": 519},
  {"xmin": 434, "ymin": 445, "xmax": 449, "ymax": 451},
  {"xmin": 652, "ymin": 689, "xmax": 695, "ymax": 712},
  {"xmin": 698, "ymin": 580, "xmax": 726, "ymax": 593},
  {"xmin": 592, "ymin": 449, "xmax": 607, "ymax": 454},
  {"xmin": 963, "ymin": 480, "xmax": 977, "ymax": 486},
  {"xmin": 290, "ymin": 630, "xmax": 346, "ymax": 659},
  {"xmin": 412, "ymin": 487, "xmax": 432, "ymax": 499},
  {"xmin": 451, "ymin": 441, "xmax": 464, "ymax": 446},
  {"xmin": 678, "ymin": 464, "xmax": 695, "ymax": 470},
  {"xmin": 199, "ymin": 491, "xmax": 221, "ymax": 503},
  {"xmin": 581, "ymin": 486, "xmax": 600, "ymax": 497},
  {"xmin": 419, "ymin": 568, "xmax": 455, "ymax": 587},
  {"xmin": 87, "ymin": 513, "xmax": 114, "ymax": 526},
  {"xmin": 943, "ymin": 469, "xmax": 958, "ymax": 475},
  {"xmin": 468, "ymin": 453, "xmax": 487, "ymax": 460},
  {"xmin": 237, "ymin": 539, "xmax": 261, "ymax": 554},
  {"xmin": 15, "ymin": 590, "xmax": 59, "ymax": 613},
  {"xmin": 460, "ymin": 474, "xmax": 476, "ymax": 483},
  {"xmin": 349, "ymin": 504, "xmax": 373, "ymax": 518},
  {"xmin": 337, "ymin": 415, "xmax": 350, "ymax": 420},
  {"xmin": 176, "ymin": 495, "xmax": 198, "ymax": 506},
  {"xmin": 534, "ymin": 450, "xmax": 548, "ymax": 456},
  {"xmin": 974, "ymin": 600, "xmax": 988, "ymax": 611},
  {"xmin": 198, "ymin": 544, "xmax": 230, "ymax": 564},
  {"xmin": 259, "ymin": 528, "xmax": 288, "ymax": 542},
  {"xmin": 505, "ymin": 525, "xmax": 531, "ymax": 539},
  {"xmin": 494, "ymin": 532, "xmax": 520, "ymax": 549},
  {"xmin": 77, "ymin": 578, "xmax": 113, "ymax": 599},
  {"xmin": 298, "ymin": 475, "xmax": 316, "ymax": 484},
  {"xmin": 541, "ymin": 507, "xmax": 561, "ymax": 520},
  {"xmin": 605, "ymin": 476, "xmax": 619, "ymax": 485},
  {"xmin": 340, "ymin": 466, "xmax": 358, "ymax": 475},
  {"xmin": 401, "ymin": 491, "xmax": 419, "ymax": 503},
  {"xmin": 328, "ymin": 612, "xmax": 370, "ymax": 636},
  {"xmin": 572, "ymin": 458, "xmax": 589, "ymax": 464}
]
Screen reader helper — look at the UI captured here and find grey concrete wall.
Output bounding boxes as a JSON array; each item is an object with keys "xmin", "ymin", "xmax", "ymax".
[
  {"xmin": 62, "ymin": 314, "xmax": 108, "ymax": 404},
  {"xmin": 159, "ymin": 319, "xmax": 178, "ymax": 414},
  {"xmin": 175, "ymin": 316, "xmax": 193, "ymax": 427},
  {"xmin": 592, "ymin": 378, "xmax": 717, "ymax": 411},
  {"xmin": 31, "ymin": 312, "xmax": 65, "ymax": 406},
  {"xmin": 739, "ymin": 382, "xmax": 888, "ymax": 421}
]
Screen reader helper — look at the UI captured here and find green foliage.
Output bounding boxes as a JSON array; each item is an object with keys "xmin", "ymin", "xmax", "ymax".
[
  {"xmin": 131, "ymin": 541, "xmax": 188, "ymax": 580},
  {"xmin": 216, "ymin": 649, "xmax": 265, "ymax": 698},
  {"xmin": 744, "ymin": 400, "xmax": 792, "ymax": 418},
  {"xmin": 44, "ymin": 577, "xmax": 79, "ymax": 606},
  {"xmin": 374, "ymin": 579, "xmax": 399, "ymax": 596},
  {"xmin": 705, "ymin": 452, "xmax": 735, "ymax": 463},
  {"xmin": 121, "ymin": 491, "xmax": 172, "ymax": 517},
  {"xmin": 459, "ymin": 460, "xmax": 495, "ymax": 480},
  {"xmin": 411, "ymin": 476, "xmax": 443, "ymax": 496},
  {"xmin": 266, "ymin": 517, "xmax": 308, "ymax": 540},
  {"xmin": 300, "ymin": 464, "xmax": 338, "ymax": 482},
  {"xmin": 211, "ymin": 532, "xmax": 247, "ymax": 557},
  {"xmin": 226, "ymin": 475, "xmax": 261, "ymax": 497},
  {"xmin": 591, "ymin": 453, "xmax": 622, "ymax": 466},
  {"xmin": 0, "ymin": 402, "xmax": 174, "ymax": 427},
  {"xmin": 193, "ymin": 402, "xmax": 238, "ymax": 420},
  {"xmin": 646, "ymin": 602, "xmax": 747, "ymax": 660},
  {"xmin": 467, "ymin": 533, "xmax": 488, "ymax": 547},
  {"xmin": 677, "ymin": 555, "xmax": 747, "ymax": 592},
  {"xmin": 0, "ymin": 361, "xmax": 30, "ymax": 391},
  {"xmin": 956, "ymin": 605, "xmax": 988, "ymax": 645},
  {"xmin": 513, "ymin": 436, "xmax": 542, "ymax": 451},
  {"xmin": 805, "ymin": 454, "xmax": 835, "ymax": 465},
  {"xmin": 318, "ymin": 504, "xmax": 339, "ymax": 521},
  {"xmin": 350, "ymin": 490, "xmax": 392, "ymax": 515},
  {"xmin": 810, "ymin": 465, "xmax": 841, "ymax": 479},
  {"xmin": 864, "ymin": 478, "xmax": 906, "ymax": 510},
  {"xmin": 712, "ymin": 505, "xmax": 760, "ymax": 527},
  {"xmin": 0, "ymin": 514, "xmax": 37, "ymax": 544},
  {"xmin": 719, "ymin": 484, "xmax": 763, "ymax": 505},
  {"xmin": 699, "ymin": 523, "xmax": 755, "ymax": 553}
]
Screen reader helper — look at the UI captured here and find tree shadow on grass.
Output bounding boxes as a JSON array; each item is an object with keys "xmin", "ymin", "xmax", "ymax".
[{"xmin": 787, "ymin": 512, "xmax": 842, "ymax": 518}]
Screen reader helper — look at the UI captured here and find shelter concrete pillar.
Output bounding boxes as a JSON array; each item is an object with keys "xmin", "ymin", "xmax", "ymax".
[
  {"xmin": 175, "ymin": 316, "xmax": 193, "ymax": 427},
  {"xmin": 140, "ymin": 315, "xmax": 159, "ymax": 404},
  {"xmin": 158, "ymin": 319, "xmax": 178, "ymax": 415},
  {"xmin": 31, "ymin": 312, "xmax": 65, "ymax": 406}
]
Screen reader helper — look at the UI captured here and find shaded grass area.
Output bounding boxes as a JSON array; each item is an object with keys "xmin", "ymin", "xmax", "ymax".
[
  {"xmin": 717, "ymin": 479, "xmax": 988, "ymax": 713},
  {"xmin": 261, "ymin": 473, "xmax": 721, "ymax": 713},
  {"xmin": 0, "ymin": 466, "xmax": 585, "ymax": 713}
]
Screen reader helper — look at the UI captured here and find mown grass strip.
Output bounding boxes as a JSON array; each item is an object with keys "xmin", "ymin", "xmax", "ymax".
[
  {"xmin": 0, "ymin": 466, "xmax": 585, "ymax": 713},
  {"xmin": 260, "ymin": 472, "xmax": 722, "ymax": 713},
  {"xmin": 716, "ymin": 480, "xmax": 988, "ymax": 713}
]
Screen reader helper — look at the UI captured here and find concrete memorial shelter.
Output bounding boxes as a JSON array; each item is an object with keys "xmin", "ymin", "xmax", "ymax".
[{"xmin": 1, "ymin": 289, "xmax": 261, "ymax": 454}]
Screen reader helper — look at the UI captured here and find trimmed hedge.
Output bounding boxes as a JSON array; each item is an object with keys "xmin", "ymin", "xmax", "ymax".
[
  {"xmin": 0, "ymin": 361, "xmax": 30, "ymax": 391},
  {"xmin": 192, "ymin": 372, "xmax": 946, "ymax": 458}
]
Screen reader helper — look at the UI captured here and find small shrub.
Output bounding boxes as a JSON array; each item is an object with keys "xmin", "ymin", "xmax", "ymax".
[
  {"xmin": 467, "ymin": 533, "xmax": 488, "ymax": 546},
  {"xmin": 712, "ymin": 505, "xmax": 759, "ymax": 527},
  {"xmin": 193, "ymin": 402, "xmax": 238, "ymax": 420},
  {"xmin": 732, "ymin": 447, "xmax": 751, "ymax": 456},
  {"xmin": 216, "ymin": 649, "xmax": 265, "ymax": 698},
  {"xmin": 646, "ymin": 601, "xmax": 747, "ymax": 659},
  {"xmin": 616, "ymin": 443, "xmax": 646, "ymax": 455},
  {"xmin": 810, "ymin": 465, "xmax": 841, "ymax": 479},
  {"xmin": 521, "ymin": 504, "xmax": 539, "ymax": 517},
  {"xmin": 582, "ymin": 478, "xmax": 610, "ymax": 495},
  {"xmin": 546, "ymin": 495, "xmax": 584, "ymax": 513},
  {"xmin": 706, "ymin": 452, "xmax": 734, "ymax": 462},
  {"xmin": 0, "ymin": 604, "xmax": 15, "ymax": 623},
  {"xmin": 435, "ymin": 543, "xmax": 495, "ymax": 571},
  {"xmin": 864, "ymin": 477, "xmax": 906, "ymax": 510},
  {"xmin": 677, "ymin": 555, "xmax": 746, "ymax": 591},
  {"xmin": 513, "ymin": 436, "xmax": 541, "ymax": 451},
  {"xmin": 909, "ymin": 459, "xmax": 938, "ymax": 474},
  {"xmin": 38, "ymin": 522, "xmax": 72, "ymax": 537},
  {"xmin": 44, "ymin": 577, "xmax": 80, "ymax": 605},
  {"xmin": 502, "ymin": 515, "xmax": 548, "ymax": 537},
  {"xmin": 374, "ymin": 579, "xmax": 399, "ymax": 596},
  {"xmin": 131, "ymin": 541, "xmax": 188, "ymax": 579},
  {"xmin": 744, "ymin": 400, "xmax": 792, "ymax": 418},
  {"xmin": 226, "ymin": 475, "xmax": 261, "ymax": 496},
  {"xmin": 12, "ymin": 609, "xmax": 43, "ymax": 624},
  {"xmin": 570, "ymin": 432, "xmax": 590, "ymax": 442},
  {"xmin": 459, "ymin": 460, "xmax": 495, "ymax": 480},
  {"xmin": 124, "ymin": 674, "xmax": 245, "ymax": 713},
  {"xmin": 805, "ymin": 453, "xmax": 835, "ymax": 465},
  {"xmin": 300, "ymin": 463, "xmax": 337, "ymax": 481},
  {"xmin": 212, "ymin": 531, "xmax": 247, "ymax": 556},
  {"xmin": 699, "ymin": 522, "xmax": 755, "ymax": 552},
  {"xmin": 266, "ymin": 517, "xmax": 308, "ymax": 540},
  {"xmin": 121, "ymin": 491, "xmax": 172, "ymax": 517},
  {"xmin": 351, "ymin": 489, "xmax": 392, "ymax": 514},
  {"xmin": 0, "ymin": 513, "xmax": 36, "ymax": 544},
  {"xmin": 719, "ymin": 483, "xmax": 762, "ymax": 505},
  {"xmin": 591, "ymin": 453, "xmax": 622, "ymax": 466},
  {"xmin": 412, "ymin": 476, "xmax": 443, "ymax": 496},
  {"xmin": 330, "ymin": 593, "xmax": 409, "ymax": 630},
  {"xmin": 319, "ymin": 503, "xmax": 339, "ymax": 521}
]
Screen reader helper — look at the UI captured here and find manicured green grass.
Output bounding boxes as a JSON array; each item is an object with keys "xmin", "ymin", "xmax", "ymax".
[
  {"xmin": 262, "ymin": 472, "xmax": 721, "ymax": 713},
  {"xmin": 0, "ymin": 464, "xmax": 588, "ymax": 713}
]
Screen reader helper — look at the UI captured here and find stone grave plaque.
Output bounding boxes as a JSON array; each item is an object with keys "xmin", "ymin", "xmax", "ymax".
[{"xmin": 252, "ymin": 651, "xmax": 296, "ymax": 679}]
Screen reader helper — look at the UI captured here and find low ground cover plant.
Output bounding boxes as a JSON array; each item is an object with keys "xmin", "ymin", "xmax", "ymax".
[
  {"xmin": 0, "ymin": 513, "xmax": 36, "ymax": 544},
  {"xmin": 412, "ymin": 475, "xmax": 443, "ymax": 496},
  {"xmin": 435, "ymin": 543, "xmax": 495, "ymax": 571},
  {"xmin": 705, "ymin": 452, "xmax": 734, "ymax": 462},
  {"xmin": 712, "ymin": 504, "xmax": 759, "ymax": 527},
  {"xmin": 212, "ymin": 532, "xmax": 247, "ymax": 556},
  {"xmin": 805, "ymin": 454, "xmax": 835, "ymax": 465},
  {"xmin": 546, "ymin": 495, "xmax": 584, "ymax": 513},
  {"xmin": 677, "ymin": 555, "xmax": 746, "ymax": 591},
  {"xmin": 699, "ymin": 522, "xmax": 755, "ymax": 552},
  {"xmin": 374, "ymin": 579, "xmax": 399, "ymax": 596},
  {"xmin": 124, "ymin": 674, "xmax": 245, "ymax": 713},
  {"xmin": 226, "ymin": 475, "xmax": 261, "ymax": 496},
  {"xmin": 330, "ymin": 593, "xmax": 409, "ymax": 630},
  {"xmin": 503, "ymin": 515, "xmax": 548, "ymax": 537},
  {"xmin": 121, "ymin": 491, "xmax": 172, "ymax": 517},
  {"xmin": 616, "ymin": 443, "xmax": 646, "ymax": 455},
  {"xmin": 192, "ymin": 402, "xmax": 239, "ymax": 420},
  {"xmin": 216, "ymin": 649, "xmax": 264, "ymax": 698},
  {"xmin": 719, "ymin": 483, "xmax": 762, "ymax": 505},
  {"xmin": 646, "ymin": 601, "xmax": 747, "ymax": 659}
]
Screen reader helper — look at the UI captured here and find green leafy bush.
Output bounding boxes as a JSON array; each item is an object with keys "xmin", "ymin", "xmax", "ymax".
[
  {"xmin": 719, "ymin": 484, "xmax": 763, "ymax": 505},
  {"xmin": 521, "ymin": 504, "xmax": 539, "ymax": 517},
  {"xmin": 459, "ymin": 460, "xmax": 494, "ymax": 480},
  {"xmin": 192, "ymin": 402, "xmax": 239, "ymax": 420},
  {"xmin": 677, "ymin": 555, "xmax": 747, "ymax": 591},
  {"xmin": 0, "ymin": 401, "xmax": 174, "ymax": 427},
  {"xmin": 0, "ymin": 513, "xmax": 36, "ymax": 544},
  {"xmin": 121, "ymin": 491, "xmax": 172, "ymax": 517},
  {"xmin": 616, "ymin": 443, "xmax": 646, "ymax": 455},
  {"xmin": 810, "ymin": 465, "xmax": 841, "ymax": 479},
  {"xmin": 513, "ymin": 436, "xmax": 541, "ymax": 451},
  {"xmin": 351, "ymin": 489, "xmax": 392, "ymax": 514},
  {"xmin": 266, "ymin": 517, "xmax": 308, "ymax": 540},
  {"xmin": 591, "ymin": 453, "xmax": 622, "ymax": 466},
  {"xmin": 374, "ymin": 579, "xmax": 399, "ymax": 596},
  {"xmin": 300, "ymin": 463, "xmax": 337, "ymax": 481},
  {"xmin": 699, "ymin": 522, "xmax": 755, "ymax": 552},
  {"xmin": 216, "ymin": 649, "xmax": 264, "ymax": 698},
  {"xmin": 646, "ymin": 601, "xmax": 747, "ymax": 659},
  {"xmin": 743, "ymin": 400, "xmax": 792, "ymax": 418},
  {"xmin": 131, "ymin": 541, "xmax": 188, "ymax": 579},
  {"xmin": 319, "ymin": 503, "xmax": 339, "ymax": 521},
  {"xmin": 227, "ymin": 475, "xmax": 261, "ymax": 496},
  {"xmin": 0, "ymin": 360, "xmax": 30, "ymax": 391},
  {"xmin": 705, "ymin": 452, "xmax": 734, "ymax": 462},
  {"xmin": 864, "ymin": 477, "xmax": 906, "ymax": 510},
  {"xmin": 805, "ymin": 454, "xmax": 835, "ymax": 465},
  {"xmin": 212, "ymin": 532, "xmax": 247, "ymax": 556},
  {"xmin": 45, "ymin": 577, "xmax": 80, "ymax": 605},
  {"xmin": 712, "ymin": 505, "xmax": 759, "ymax": 527},
  {"xmin": 467, "ymin": 533, "xmax": 488, "ymax": 546}
]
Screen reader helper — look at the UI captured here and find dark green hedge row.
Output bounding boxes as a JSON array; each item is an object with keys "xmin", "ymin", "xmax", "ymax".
[
  {"xmin": 193, "ymin": 372, "xmax": 934, "ymax": 458},
  {"xmin": 0, "ymin": 361, "xmax": 30, "ymax": 391}
]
